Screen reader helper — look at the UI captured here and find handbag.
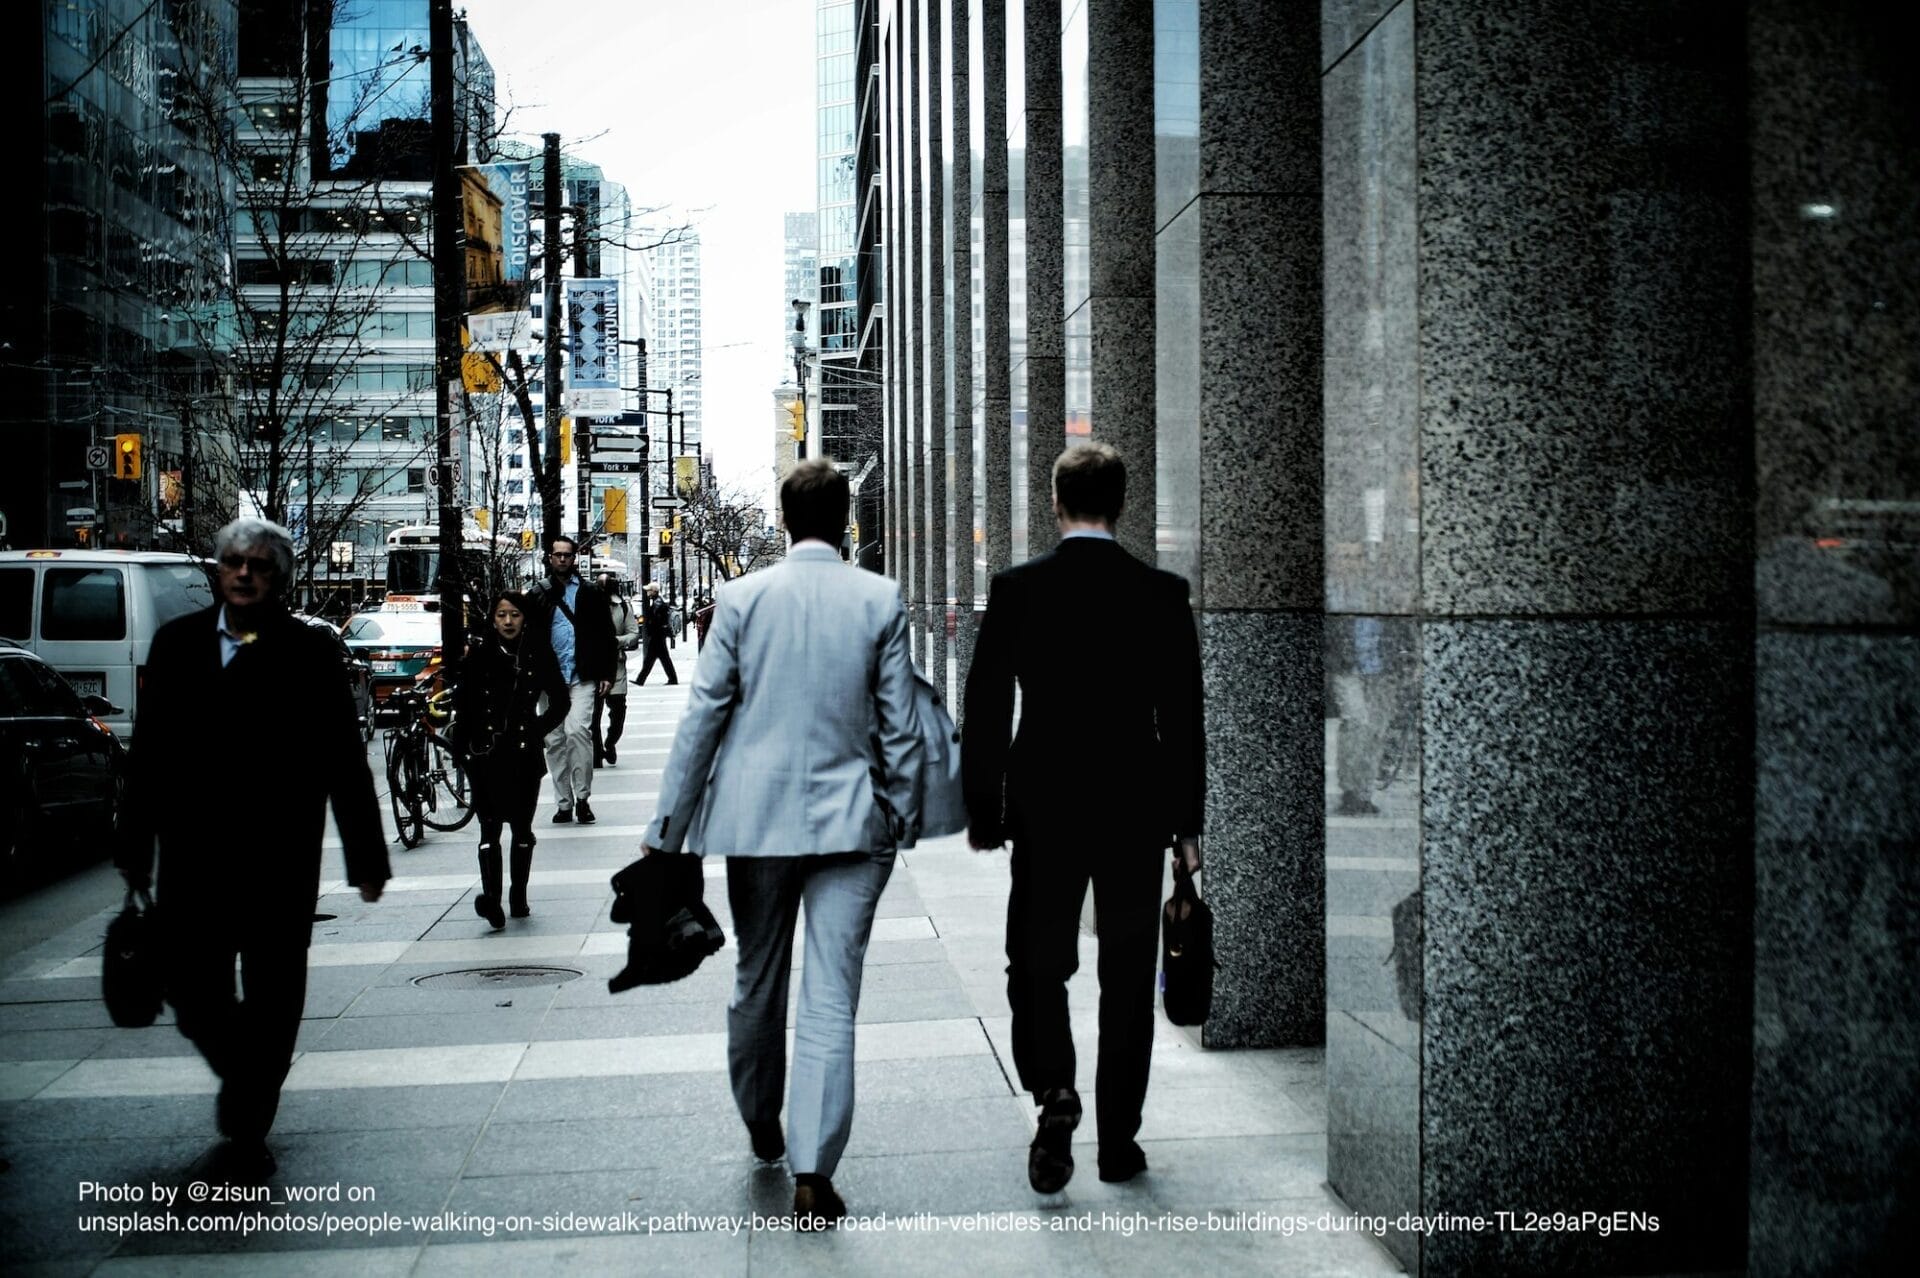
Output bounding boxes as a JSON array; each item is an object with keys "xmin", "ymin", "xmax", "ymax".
[
  {"xmin": 102, "ymin": 888, "xmax": 165, "ymax": 1029},
  {"xmin": 901, "ymin": 665, "xmax": 966, "ymax": 846},
  {"xmin": 1159, "ymin": 860, "xmax": 1215, "ymax": 1026}
]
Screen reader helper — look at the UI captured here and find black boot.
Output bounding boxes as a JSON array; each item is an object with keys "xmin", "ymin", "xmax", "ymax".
[
  {"xmin": 474, "ymin": 843, "xmax": 505, "ymax": 929},
  {"xmin": 509, "ymin": 837, "xmax": 535, "ymax": 918}
]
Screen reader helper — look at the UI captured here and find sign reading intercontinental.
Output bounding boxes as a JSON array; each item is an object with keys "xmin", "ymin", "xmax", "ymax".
[{"xmin": 460, "ymin": 162, "xmax": 532, "ymax": 350}]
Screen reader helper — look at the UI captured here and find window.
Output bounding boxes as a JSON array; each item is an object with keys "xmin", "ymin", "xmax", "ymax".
[
  {"xmin": 41, "ymin": 568, "xmax": 127, "ymax": 641},
  {"xmin": 0, "ymin": 567, "xmax": 32, "ymax": 640},
  {"xmin": 506, "ymin": 479, "xmax": 524, "ymax": 494},
  {"xmin": 406, "ymin": 468, "xmax": 427, "ymax": 494},
  {"xmin": 143, "ymin": 565, "xmax": 214, "ymax": 627},
  {"xmin": 0, "ymin": 657, "xmax": 67, "ymax": 717}
]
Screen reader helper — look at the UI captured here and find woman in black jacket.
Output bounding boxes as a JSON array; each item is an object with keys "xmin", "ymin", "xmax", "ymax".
[{"xmin": 452, "ymin": 590, "xmax": 568, "ymax": 929}]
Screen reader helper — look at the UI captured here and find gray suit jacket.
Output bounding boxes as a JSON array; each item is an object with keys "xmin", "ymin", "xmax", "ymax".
[{"xmin": 644, "ymin": 543, "xmax": 923, "ymax": 856}]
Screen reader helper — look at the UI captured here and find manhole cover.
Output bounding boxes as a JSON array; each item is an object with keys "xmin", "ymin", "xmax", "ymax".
[{"xmin": 413, "ymin": 966, "xmax": 584, "ymax": 989}]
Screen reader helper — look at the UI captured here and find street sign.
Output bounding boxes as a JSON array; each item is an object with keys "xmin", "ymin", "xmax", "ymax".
[
  {"xmin": 652, "ymin": 496, "xmax": 683, "ymax": 508},
  {"xmin": 592, "ymin": 436, "xmax": 645, "ymax": 454},
  {"xmin": 65, "ymin": 507, "xmax": 97, "ymax": 524},
  {"xmin": 591, "ymin": 460, "xmax": 643, "ymax": 474},
  {"xmin": 86, "ymin": 445, "xmax": 109, "ymax": 471}
]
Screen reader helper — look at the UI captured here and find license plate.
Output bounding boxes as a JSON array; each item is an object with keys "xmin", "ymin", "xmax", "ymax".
[
  {"xmin": 67, "ymin": 673, "xmax": 106, "ymax": 699},
  {"xmin": 373, "ymin": 660, "xmax": 398, "ymax": 674}
]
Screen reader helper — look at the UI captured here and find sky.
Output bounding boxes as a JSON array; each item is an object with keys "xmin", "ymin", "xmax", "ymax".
[{"xmin": 457, "ymin": 0, "xmax": 815, "ymax": 508}]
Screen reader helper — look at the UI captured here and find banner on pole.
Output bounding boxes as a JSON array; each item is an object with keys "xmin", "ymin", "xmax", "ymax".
[
  {"xmin": 565, "ymin": 279, "xmax": 621, "ymax": 416},
  {"xmin": 459, "ymin": 162, "xmax": 533, "ymax": 350}
]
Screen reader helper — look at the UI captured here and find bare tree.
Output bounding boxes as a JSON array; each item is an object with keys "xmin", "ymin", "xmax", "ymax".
[
  {"xmin": 158, "ymin": 17, "xmax": 459, "ymax": 602},
  {"xmin": 678, "ymin": 480, "xmax": 785, "ymax": 583}
]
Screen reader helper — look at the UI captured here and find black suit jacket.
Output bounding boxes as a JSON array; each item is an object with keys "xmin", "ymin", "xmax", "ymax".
[
  {"xmin": 527, "ymin": 574, "xmax": 618, "ymax": 683},
  {"xmin": 962, "ymin": 536, "xmax": 1204, "ymax": 849},
  {"xmin": 115, "ymin": 604, "xmax": 389, "ymax": 924}
]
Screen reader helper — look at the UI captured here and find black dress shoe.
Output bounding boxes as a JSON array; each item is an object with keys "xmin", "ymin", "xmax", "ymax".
[
  {"xmin": 474, "ymin": 893, "xmax": 505, "ymax": 930},
  {"xmin": 747, "ymin": 1119, "xmax": 785, "ymax": 1163},
  {"xmin": 1098, "ymin": 1141, "xmax": 1148, "ymax": 1183},
  {"xmin": 793, "ymin": 1174, "xmax": 845, "ymax": 1230},
  {"xmin": 603, "ymin": 744, "xmax": 617, "ymax": 765},
  {"xmin": 575, "ymin": 800, "xmax": 596, "ymax": 824},
  {"xmin": 208, "ymin": 1139, "xmax": 276, "ymax": 1184},
  {"xmin": 1028, "ymin": 1086, "xmax": 1081, "ymax": 1194},
  {"xmin": 552, "ymin": 808, "xmax": 573, "ymax": 824}
]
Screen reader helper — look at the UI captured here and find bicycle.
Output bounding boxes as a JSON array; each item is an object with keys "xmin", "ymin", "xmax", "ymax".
[{"xmin": 382, "ymin": 685, "xmax": 472, "ymax": 848}]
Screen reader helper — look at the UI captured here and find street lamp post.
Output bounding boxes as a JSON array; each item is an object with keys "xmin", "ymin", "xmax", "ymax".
[{"xmin": 790, "ymin": 298, "xmax": 811, "ymax": 461}]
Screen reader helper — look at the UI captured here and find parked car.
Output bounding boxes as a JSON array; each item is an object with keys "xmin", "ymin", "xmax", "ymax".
[
  {"xmin": 341, "ymin": 608, "xmax": 446, "ymax": 717},
  {"xmin": 0, "ymin": 550, "xmax": 215, "ymax": 741},
  {"xmin": 296, "ymin": 614, "xmax": 375, "ymax": 741},
  {"xmin": 0, "ymin": 640, "xmax": 124, "ymax": 888}
]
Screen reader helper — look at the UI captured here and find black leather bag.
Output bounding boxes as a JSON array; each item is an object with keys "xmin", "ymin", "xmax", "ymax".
[
  {"xmin": 102, "ymin": 888, "xmax": 165, "ymax": 1028},
  {"xmin": 607, "ymin": 852, "xmax": 725, "ymax": 993},
  {"xmin": 1160, "ymin": 861, "xmax": 1215, "ymax": 1026}
]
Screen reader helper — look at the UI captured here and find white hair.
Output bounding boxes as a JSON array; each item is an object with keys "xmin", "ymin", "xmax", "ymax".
[{"xmin": 212, "ymin": 517, "xmax": 296, "ymax": 582}]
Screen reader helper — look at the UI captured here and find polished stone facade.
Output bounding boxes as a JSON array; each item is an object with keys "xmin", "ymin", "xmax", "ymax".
[{"xmin": 872, "ymin": 2, "xmax": 1915, "ymax": 1272}]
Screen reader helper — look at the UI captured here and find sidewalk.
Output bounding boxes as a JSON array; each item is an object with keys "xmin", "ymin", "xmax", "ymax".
[{"xmin": 0, "ymin": 680, "xmax": 1400, "ymax": 1275}]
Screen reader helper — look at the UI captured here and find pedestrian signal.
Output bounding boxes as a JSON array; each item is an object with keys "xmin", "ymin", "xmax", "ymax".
[
  {"xmin": 114, "ymin": 434, "xmax": 142, "ymax": 480},
  {"xmin": 657, "ymin": 527, "xmax": 672, "ymax": 557},
  {"xmin": 521, "ymin": 529, "xmax": 536, "ymax": 550},
  {"xmin": 787, "ymin": 398, "xmax": 805, "ymax": 442}
]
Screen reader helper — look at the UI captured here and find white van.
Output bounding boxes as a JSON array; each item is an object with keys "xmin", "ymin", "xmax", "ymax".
[{"xmin": 0, "ymin": 550, "xmax": 216, "ymax": 740}]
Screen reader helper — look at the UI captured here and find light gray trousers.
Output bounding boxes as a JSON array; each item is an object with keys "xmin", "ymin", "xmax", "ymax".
[{"xmin": 725, "ymin": 851, "xmax": 895, "ymax": 1177}]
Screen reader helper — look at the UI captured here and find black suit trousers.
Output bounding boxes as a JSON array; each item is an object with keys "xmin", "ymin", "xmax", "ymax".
[
  {"xmin": 636, "ymin": 639, "xmax": 677, "ymax": 685},
  {"xmin": 1005, "ymin": 838, "xmax": 1164, "ymax": 1146},
  {"xmin": 164, "ymin": 910, "xmax": 310, "ymax": 1144}
]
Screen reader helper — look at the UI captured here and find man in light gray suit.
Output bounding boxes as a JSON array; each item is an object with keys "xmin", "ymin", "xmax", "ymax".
[{"xmin": 641, "ymin": 459, "xmax": 922, "ymax": 1229}]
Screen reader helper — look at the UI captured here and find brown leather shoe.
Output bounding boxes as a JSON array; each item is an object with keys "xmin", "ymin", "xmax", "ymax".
[{"xmin": 793, "ymin": 1174, "xmax": 846, "ymax": 1230}]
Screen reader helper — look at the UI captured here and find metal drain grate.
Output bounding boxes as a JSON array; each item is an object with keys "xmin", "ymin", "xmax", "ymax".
[{"xmin": 413, "ymin": 966, "xmax": 584, "ymax": 989}]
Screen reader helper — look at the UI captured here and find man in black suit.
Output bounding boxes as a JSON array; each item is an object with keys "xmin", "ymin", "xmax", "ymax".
[
  {"xmin": 963, "ymin": 442, "xmax": 1204, "ymax": 1194},
  {"xmin": 634, "ymin": 581, "xmax": 678, "ymax": 686},
  {"xmin": 525, "ymin": 536, "xmax": 617, "ymax": 824},
  {"xmin": 116, "ymin": 517, "xmax": 389, "ymax": 1182}
]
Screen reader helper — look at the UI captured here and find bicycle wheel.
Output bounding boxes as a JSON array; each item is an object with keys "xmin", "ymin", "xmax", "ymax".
[
  {"xmin": 386, "ymin": 735, "xmax": 424, "ymax": 849},
  {"xmin": 422, "ymin": 737, "xmax": 474, "ymax": 831}
]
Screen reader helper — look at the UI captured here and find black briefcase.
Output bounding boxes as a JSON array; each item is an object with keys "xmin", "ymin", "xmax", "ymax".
[
  {"xmin": 102, "ymin": 889, "xmax": 165, "ymax": 1029},
  {"xmin": 1160, "ymin": 861, "xmax": 1215, "ymax": 1026}
]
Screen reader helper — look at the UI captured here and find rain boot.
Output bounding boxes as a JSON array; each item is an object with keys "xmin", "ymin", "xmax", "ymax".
[
  {"xmin": 508, "ymin": 835, "xmax": 535, "ymax": 918},
  {"xmin": 474, "ymin": 842, "xmax": 505, "ymax": 930}
]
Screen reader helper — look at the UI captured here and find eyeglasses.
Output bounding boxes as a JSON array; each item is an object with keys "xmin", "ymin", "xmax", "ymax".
[
  {"xmin": 218, "ymin": 553, "xmax": 277, "ymax": 575},
  {"xmin": 549, "ymin": 551, "xmax": 576, "ymax": 559}
]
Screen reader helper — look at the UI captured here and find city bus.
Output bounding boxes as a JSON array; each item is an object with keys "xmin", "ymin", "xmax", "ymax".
[{"xmin": 383, "ymin": 523, "xmax": 532, "ymax": 613}]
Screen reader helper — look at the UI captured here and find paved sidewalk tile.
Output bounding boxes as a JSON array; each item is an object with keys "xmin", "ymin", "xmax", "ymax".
[{"xmin": 0, "ymin": 690, "xmax": 1395, "ymax": 1275}]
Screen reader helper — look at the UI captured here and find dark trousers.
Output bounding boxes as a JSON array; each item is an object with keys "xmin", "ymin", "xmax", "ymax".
[
  {"xmin": 165, "ymin": 913, "xmax": 310, "ymax": 1144},
  {"xmin": 469, "ymin": 748, "xmax": 543, "ymax": 849},
  {"xmin": 636, "ymin": 639, "xmax": 677, "ymax": 685},
  {"xmin": 592, "ymin": 692, "xmax": 627, "ymax": 762},
  {"xmin": 1005, "ymin": 840, "xmax": 1164, "ymax": 1148}
]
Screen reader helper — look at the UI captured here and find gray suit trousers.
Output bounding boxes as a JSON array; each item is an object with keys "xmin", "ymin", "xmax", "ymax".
[{"xmin": 725, "ymin": 851, "xmax": 895, "ymax": 1178}]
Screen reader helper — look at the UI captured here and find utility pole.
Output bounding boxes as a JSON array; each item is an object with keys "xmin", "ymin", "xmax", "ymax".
[
  {"xmin": 429, "ymin": 0, "xmax": 464, "ymax": 662},
  {"xmin": 540, "ymin": 133, "xmax": 564, "ymax": 551}
]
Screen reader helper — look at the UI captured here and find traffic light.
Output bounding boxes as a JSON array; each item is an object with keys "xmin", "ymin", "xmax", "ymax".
[
  {"xmin": 787, "ymin": 398, "xmax": 805, "ymax": 443},
  {"xmin": 657, "ymin": 527, "xmax": 672, "ymax": 557},
  {"xmin": 114, "ymin": 434, "xmax": 142, "ymax": 480}
]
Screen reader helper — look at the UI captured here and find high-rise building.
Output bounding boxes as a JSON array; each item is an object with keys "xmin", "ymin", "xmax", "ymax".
[
  {"xmin": 783, "ymin": 210, "xmax": 818, "ymax": 347},
  {"xmin": 819, "ymin": 0, "xmax": 885, "ymax": 562},
  {"xmin": 643, "ymin": 228, "xmax": 703, "ymax": 461},
  {"xmin": 11, "ymin": 0, "xmax": 238, "ymax": 551},
  {"xmin": 224, "ymin": 0, "xmax": 496, "ymax": 592}
]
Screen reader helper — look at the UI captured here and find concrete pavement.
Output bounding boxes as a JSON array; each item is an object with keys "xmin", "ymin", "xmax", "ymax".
[{"xmin": 0, "ymin": 675, "xmax": 1399, "ymax": 1275}]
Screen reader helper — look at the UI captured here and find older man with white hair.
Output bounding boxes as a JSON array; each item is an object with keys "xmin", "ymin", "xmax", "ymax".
[{"xmin": 117, "ymin": 517, "xmax": 389, "ymax": 1184}]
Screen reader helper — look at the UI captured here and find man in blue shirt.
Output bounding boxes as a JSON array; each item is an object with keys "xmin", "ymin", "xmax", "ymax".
[{"xmin": 526, "ymin": 536, "xmax": 617, "ymax": 825}]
